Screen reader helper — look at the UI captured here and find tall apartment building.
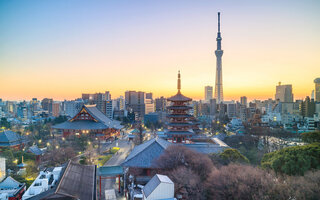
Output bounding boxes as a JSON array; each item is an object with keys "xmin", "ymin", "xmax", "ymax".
[
  {"xmin": 205, "ymin": 86, "xmax": 213, "ymax": 102},
  {"xmin": 155, "ymin": 97, "xmax": 167, "ymax": 112},
  {"xmin": 275, "ymin": 83, "xmax": 293, "ymax": 102},
  {"xmin": 106, "ymin": 100, "xmax": 117, "ymax": 119},
  {"xmin": 125, "ymin": 91, "xmax": 145, "ymax": 120},
  {"xmin": 314, "ymin": 78, "xmax": 320, "ymax": 102},
  {"xmin": 300, "ymin": 96, "xmax": 315, "ymax": 117},
  {"xmin": 94, "ymin": 93, "xmax": 107, "ymax": 114},
  {"xmin": 209, "ymin": 98, "xmax": 217, "ymax": 116},
  {"xmin": 63, "ymin": 100, "xmax": 84, "ymax": 117},
  {"xmin": 114, "ymin": 96, "xmax": 125, "ymax": 111},
  {"xmin": 52, "ymin": 102, "xmax": 61, "ymax": 117},
  {"xmin": 41, "ymin": 98, "xmax": 53, "ymax": 114},
  {"xmin": 145, "ymin": 99, "xmax": 155, "ymax": 114},
  {"xmin": 240, "ymin": 96, "xmax": 247, "ymax": 107},
  {"xmin": 146, "ymin": 92, "xmax": 153, "ymax": 100}
]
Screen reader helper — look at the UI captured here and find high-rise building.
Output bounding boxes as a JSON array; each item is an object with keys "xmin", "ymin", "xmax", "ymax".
[
  {"xmin": 105, "ymin": 91, "xmax": 111, "ymax": 100},
  {"xmin": 82, "ymin": 93, "xmax": 94, "ymax": 101},
  {"xmin": 155, "ymin": 97, "xmax": 167, "ymax": 112},
  {"xmin": 41, "ymin": 98, "xmax": 53, "ymax": 113},
  {"xmin": 145, "ymin": 99, "xmax": 155, "ymax": 114},
  {"xmin": 94, "ymin": 93, "xmax": 107, "ymax": 114},
  {"xmin": 146, "ymin": 92, "xmax": 153, "ymax": 100},
  {"xmin": 63, "ymin": 100, "xmax": 84, "ymax": 117},
  {"xmin": 115, "ymin": 96, "xmax": 125, "ymax": 111},
  {"xmin": 125, "ymin": 91, "xmax": 145, "ymax": 120},
  {"xmin": 275, "ymin": 82, "xmax": 293, "ymax": 102},
  {"xmin": 314, "ymin": 78, "xmax": 320, "ymax": 102},
  {"xmin": 209, "ymin": 99, "xmax": 217, "ymax": 116},
  {"xmin": 106, "ymin": 100, "xmax": 116, "ymax": 119},
  {"xmin": 204, "ymin": 86, "xmax": 213, "ymax": 102},
  {"xmin": 240, "ymin": 96, "xmax": 247, "ymax": 107},
  {"xmin": 300, "ymin": 96, "xmax": 315, "ymax": 117},
  {"xmin": 52, "ymin": 102, "xmax": 61, "ymax": 117},
  {"xmin": 227, "ymin": 103, "xmax": 237, "ymax": 118},
  {"xmin": 214, "ymin": 12, "xmax": 224, "ymax": 103}
]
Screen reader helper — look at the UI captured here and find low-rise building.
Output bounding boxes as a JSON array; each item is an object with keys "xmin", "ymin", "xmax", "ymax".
[
  {"xmin": 23, "ymin": 161, "xmax": 97, "ymax": 200},
  {"xmin": 142, "ymin": 174, "xmax": 174, "ymax": 200},
  {"xmin": 0, "ymin": 176, "xmax": 26, "ymax": 200},
  {"xmin": 0, "ymin": 130, "xmax": 25, "ymax": 150}
]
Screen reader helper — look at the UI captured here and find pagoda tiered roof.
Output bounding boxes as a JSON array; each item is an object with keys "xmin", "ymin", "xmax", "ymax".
[
  {"xmin": 167, "ymin": 92, "xmax": 192, "ymax": 102},
  {"xmin": 166, "ymin": 130, "xmax": 194, "ymax": 135},
  {"xmin": 167, "ymin": 122, "xmax": 193, "ymax": 126},
  {"xmin": 167, "ymin": 114, "xmax": 192, "ymax": 118},
  {"xmin": 167, "ymin": 105, "xmax": 192, "ymax": 110}
]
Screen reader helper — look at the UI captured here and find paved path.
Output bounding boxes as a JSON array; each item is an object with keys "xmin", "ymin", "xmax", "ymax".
[{"xmin": 100, "ymin": 138, "xmax": 132, "ymax": 200}]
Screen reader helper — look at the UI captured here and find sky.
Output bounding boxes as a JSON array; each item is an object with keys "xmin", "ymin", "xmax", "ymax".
[{"xmin": 1, "ymin": 0, "xmax": 320, "ymax": 101}]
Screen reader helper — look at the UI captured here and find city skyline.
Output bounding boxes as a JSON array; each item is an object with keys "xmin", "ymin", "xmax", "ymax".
[{"xmin": 1, "ymin": 0, "xmax": 320, "ymax": 101}]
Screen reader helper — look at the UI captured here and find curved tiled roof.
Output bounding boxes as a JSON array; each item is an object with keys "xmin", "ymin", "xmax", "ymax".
[
  {"xmin": 167, "ymin": 105, "xmax": 192, "ymax": 110},
  {"xmin": 0, "ymin": 130, "xmax": 24, "ymax": 147},
  {"xmin": 122, "ymin": 138, "xmax": 171, "ymax": 168},
  {"xmin": 52, "ymin": 120, "xmax": 109, "ymax": 130},
  {"xmin": 167, "ymin": 92, "xmax": 192, "ymax": 102},
  {"xmin": 53, "ymin": 105, "xmax": 123, "ymax": 130}
]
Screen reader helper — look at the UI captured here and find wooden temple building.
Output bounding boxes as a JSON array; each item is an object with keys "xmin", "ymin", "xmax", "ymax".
[
  {"xmin": 166, "ymin": 71, "xmax": 196, "ymax": 143},
  {"xmin": 0, "ymin": 130, "xmax": 25, "ymax": 150},
  {"xmin": 53, "ymin": 105, "xmax": 123, "ymax": 139}
]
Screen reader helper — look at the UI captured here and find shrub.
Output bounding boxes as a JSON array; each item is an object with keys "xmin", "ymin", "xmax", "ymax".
[
  {"xmin": 261, "ymin": 143, "xmax": 320, "ymax": 175},
  {"xmin": 210, "ymin": 148, "xmax": 249, "ymax": 166},
  {"xmin": 302, "ymin": 131, "xmax": 320, "ymax": 143}
]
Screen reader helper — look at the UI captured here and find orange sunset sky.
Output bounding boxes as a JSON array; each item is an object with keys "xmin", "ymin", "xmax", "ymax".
[{"xmin": 0, "ymin": 0, "xmax": 319, "ymax": 102}]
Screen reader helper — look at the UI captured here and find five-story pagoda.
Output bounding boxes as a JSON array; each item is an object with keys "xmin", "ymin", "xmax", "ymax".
[{"xmin": 166, "ymin": 71, "xmax": 195, "ymax": 143}]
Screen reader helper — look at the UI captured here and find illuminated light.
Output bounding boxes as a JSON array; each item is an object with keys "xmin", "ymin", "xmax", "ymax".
[
  {"xmin": 38, "ymin": 139, "xmax": 42, "ymax": 143},
  {"xmin": 62, "ymin": 137, "xmax": 65, "ymax": 141},
  {"xmin": 55, "ymin": 145, "xmax": 59, "ymax": 149},
  {"xmin": 88, "ymin": 141, "xmax": 91, "ymax": 145},
  {"xmin": 75, "ymin": 132, "xmax": 79, "ymax": 136},
  {"xmin": 26, "ymin": 177, "xmax": 34, "ymax": 181},
  {"xmin": 78, "ymin": 152, "xmax": 82, "ymax": 155},
  {"xmin": 47, "ymin": 142, "xmax": 50, "ymax": 146}
]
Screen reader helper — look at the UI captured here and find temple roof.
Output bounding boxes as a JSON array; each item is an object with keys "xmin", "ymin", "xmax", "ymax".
[
  {"xmin": 122, "ymin": 138, "xmax": 171, "ymax": 168},
  {"xmin": 28, "ymin": 145, "xmax": 43, "ymax": 156},
  {"xmin": 0, "ymin": 176, "xmax": 23, "ymax": 189},
  {"xmin": 53, "ymin": 105, "xmax": 123, "ymax": 130},
  {"xmin": 52, "ymin": 120, "xmax": 109, "ymax": 130},
  {"xmin": 29, "ymin": 161, "xmax": 96, "ymax": 200},
  {"xmin": 167, "ymin": 114, "xmax": 193, "ymax": 118},
  {"xmin": 167, "ymin": 105, "xmax": 192, "ymax": 110},
  {"xmin": 167, "ymin": 92, "xmax": 192, "ymax": 102},
  {"xmin": 166, "ymin": 130, "xmax": 194, "ymax": 135},
  {"xmin": 0, "ymin": 130, "xmax": 25, "ymax": 147}
]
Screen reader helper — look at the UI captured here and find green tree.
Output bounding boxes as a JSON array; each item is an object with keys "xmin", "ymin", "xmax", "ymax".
[
  {"xmin": 210, "ymin": 148, "xmax": 249, "ymax": 166},
  {"xmin": 0, "ymin": 118, "xmax": 11, "ymax": 129},
  {"xmin": 261, "ymin": 143, "xmax": 320, "ymax": 175},
  {"xmin": 219, "ymin": 149, "xmax": 249, "ymax": 163},
  {"xmin": 302, "ymin": 131, "xmax": 320, "ymax": 143}
]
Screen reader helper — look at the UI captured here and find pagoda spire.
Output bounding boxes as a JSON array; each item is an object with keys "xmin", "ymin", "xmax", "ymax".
[{"xmin": 177, "ymin": 70, "xmax": 181, "ymax": 94}]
